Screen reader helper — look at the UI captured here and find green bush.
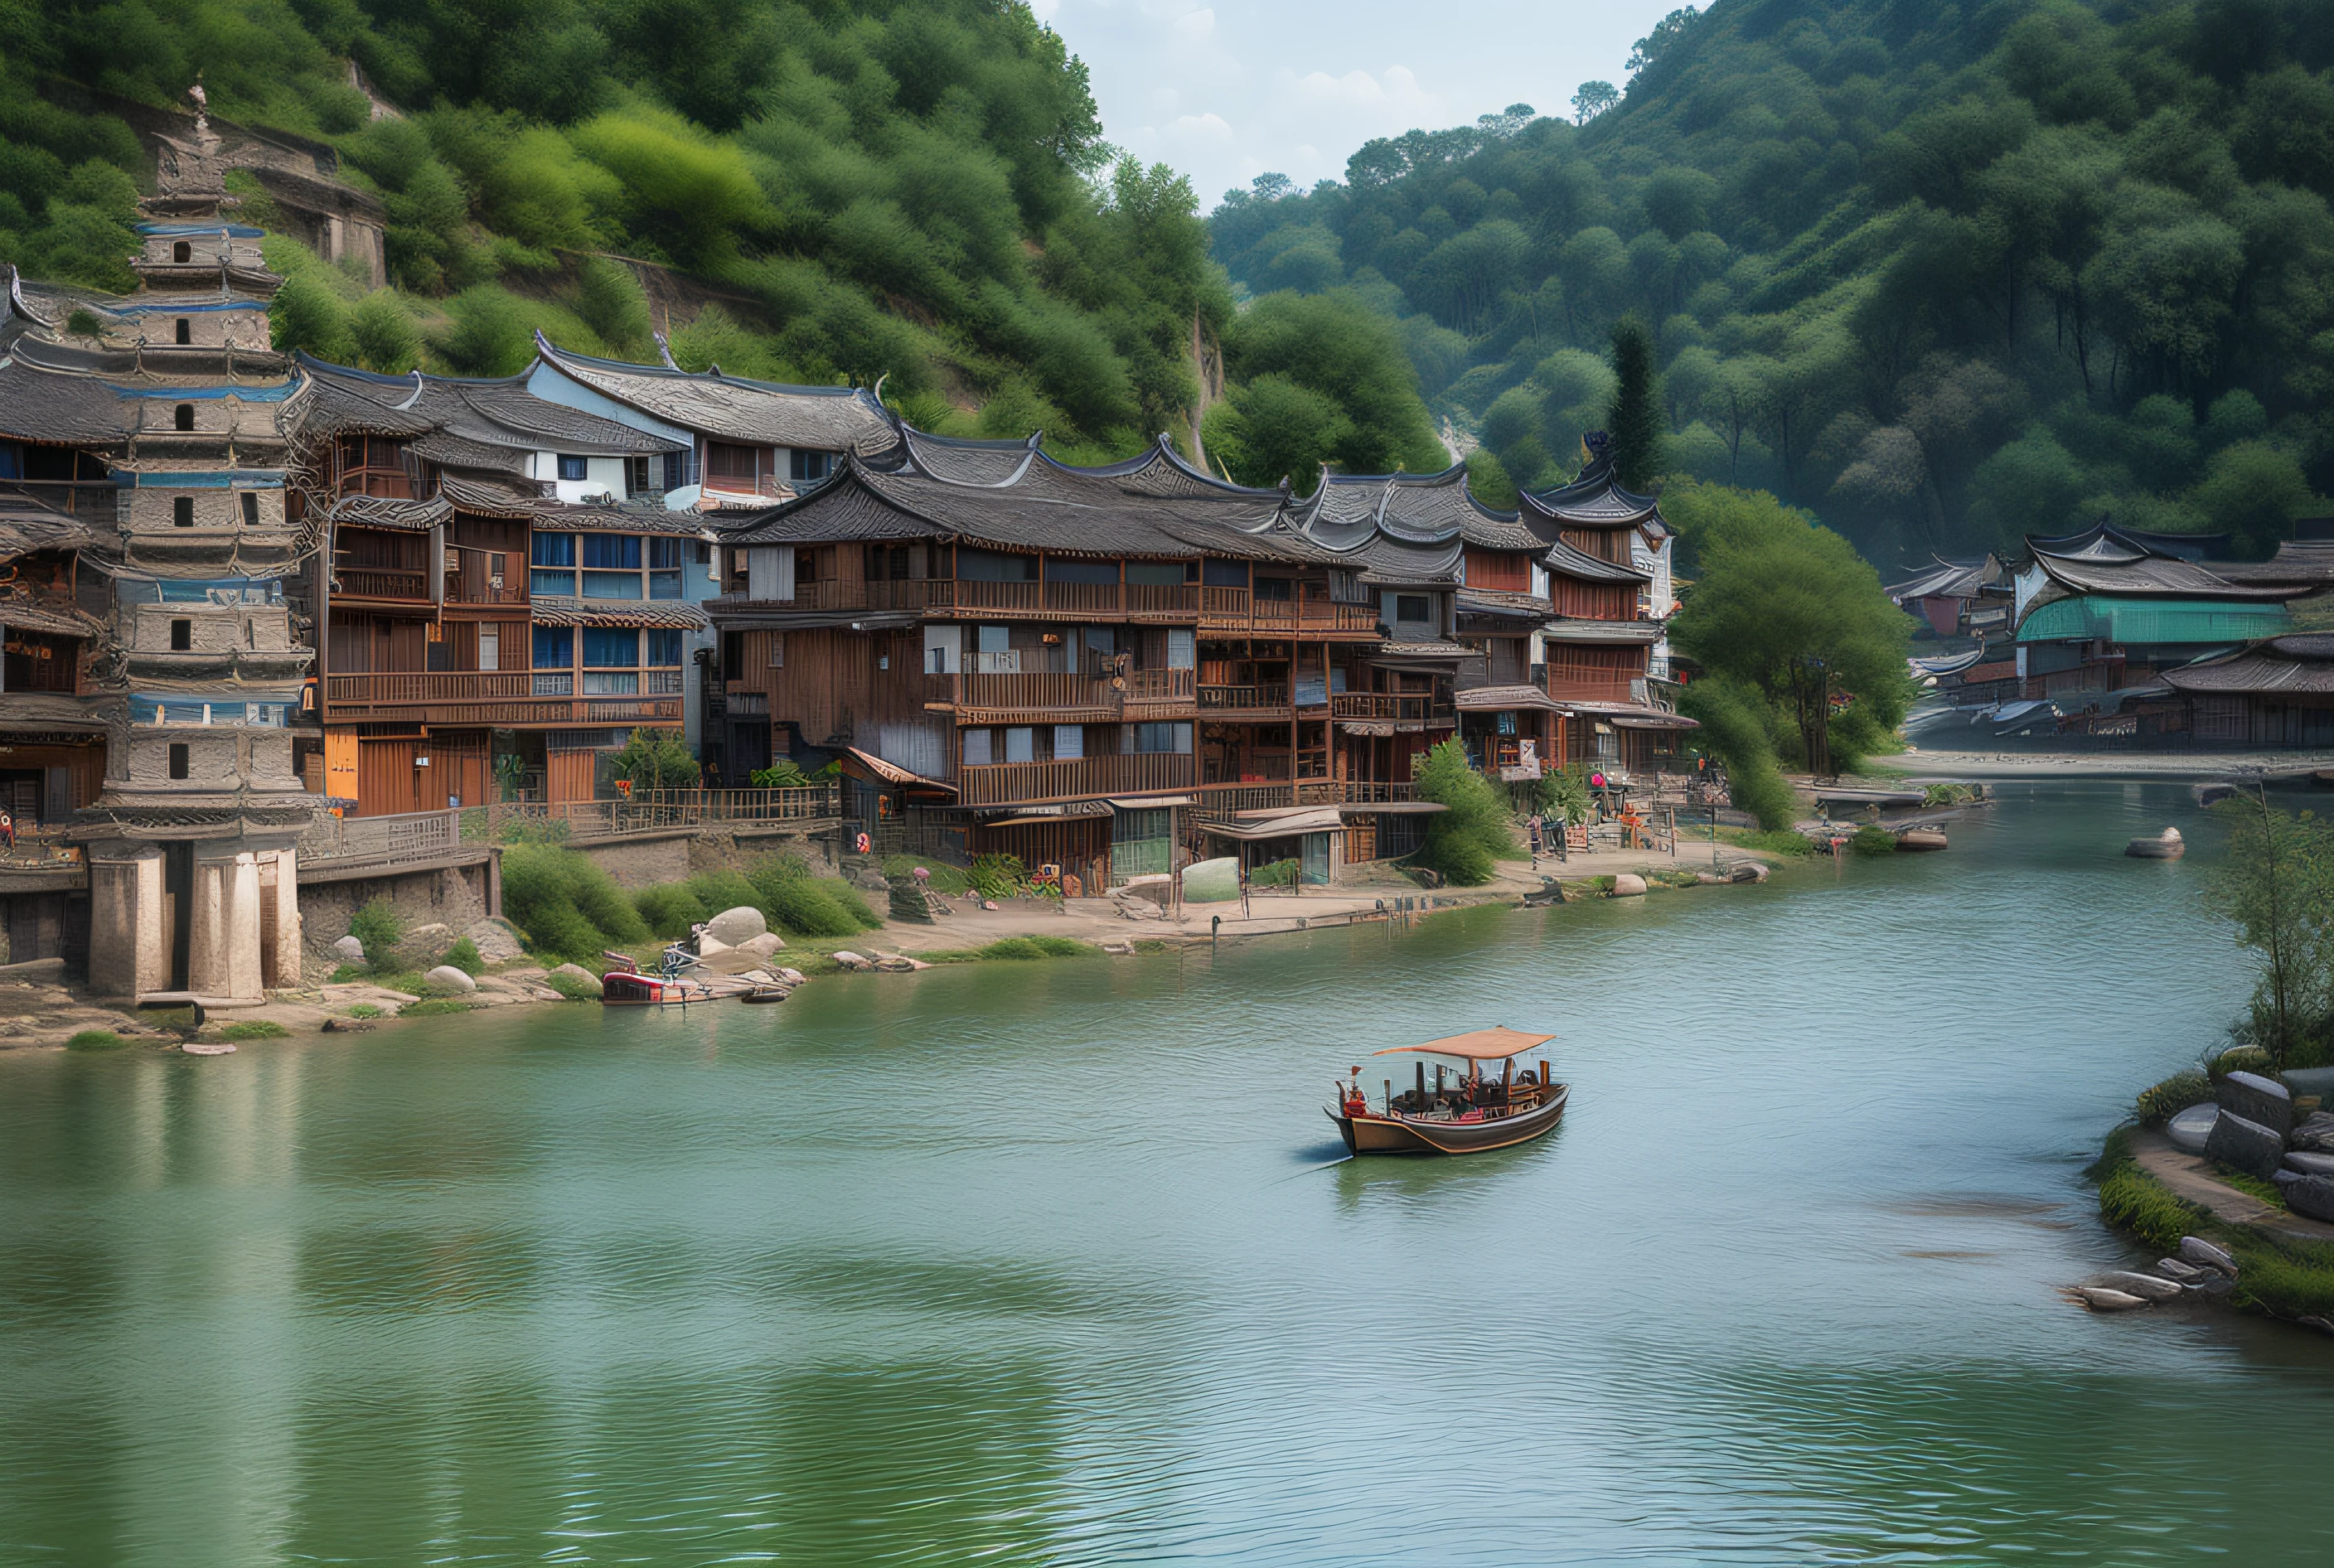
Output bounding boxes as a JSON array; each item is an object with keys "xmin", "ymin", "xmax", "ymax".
[
  {"xmin": 346, "ymin": 1004, "xmax": 384, "ymax": 1019},
  {"xmin": 749, "ymin": 760, "xmax": 816, "ymax": 788},
  {"xmin": 443, "ymin": 937, "xmax": 484, "ymax": 975},
  {"xmin": 501, "ymin": 843, "xmax": 648, "ymax": 962},
  {"xmin": 350, "ymin": 898, "xmax": 404, "ymax": 967},
  {"xmin": 1849, "ymin": 824, "xmax": 1896, "ymax": 857},
  {"xmin": 748, "ymin": 856, "xmax": 864, "ymax": 936},
  {"xmin": 1250, "ymin": 857, "xmax": 1299, "ymax": 887},
  {"xmin": 1678, "ymin": 676, "xmax": 1799, "ymax": 830},
  {"xmin": 1410, "ymin": 739, "xmax": 1519, "ymax": 886},
  {"xmin": 824, "ymin": 878, "xmax": 884, "ymax": 930},
  {"xmin": 635, "ymin": 883, "xmax": 709, "ymax": 938},
  {"xmin": 2136, "ymin": 1070, "xmax": 2214, "ymax": 1129},
  {"xmin": 2208, "ymin": 1045, "xmax": 2273, "ymax": 1082},
  {"xmin": 219, "ymin": 1020, "xmax": 289, "ymax": 1041},
  {"xmin": 545, "ymin": 972, "xmax": 603, "ymax": 1001},
  {"xmin": 885, "ymin": 855, "xmax": 969, "ymax": 896},
  {"xmin": 65, "ymin": 1029, "xmax": 129, "ymax": 1052},
  {"xmin": 978, "ymin": 936, "xmax": 1092, "ymax": 960},
  {"xmin": 402, "ymin": 998, "xmax": 481, "ymax": 1017},
  {"xmin": 967, "ymin": 853, "xmax": 1033, "ymax": 900},
  {"xmin": 682, "ymin": 870, "xmax": 763, "ymax": 921},
  {"xmin": 1533, "ymin": 763, "xmax": 1591, "ymax": 825}
]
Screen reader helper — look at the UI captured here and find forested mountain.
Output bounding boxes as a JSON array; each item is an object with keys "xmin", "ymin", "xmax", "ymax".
[
  {"xmin": 1211, "ymin": 0, "xmax": 2334, "ymax": 561},
  {"xmin": 0, "ymin": 0, "xmax": 1273, "ymax": 462}
]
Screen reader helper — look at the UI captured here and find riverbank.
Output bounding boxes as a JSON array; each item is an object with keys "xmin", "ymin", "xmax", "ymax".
[
  {"xmin": 2091, "ymin": 1126, "xmax": 2334, "ymax": 1329},
  {"xmin": 1902, "ymin": 746, "xmax": 2334, "ymax": 780},
  {"xmin": 0, "ymin": 831, "xmax": 1787, "ymax": 1052}
]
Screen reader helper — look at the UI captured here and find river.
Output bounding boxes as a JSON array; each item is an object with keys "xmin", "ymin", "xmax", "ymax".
[{"xmin": 4, "ymin": 781, "xmax": 2332, "ymax": 1565}]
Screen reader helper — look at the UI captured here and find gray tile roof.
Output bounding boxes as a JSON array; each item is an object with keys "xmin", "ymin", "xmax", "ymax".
[
  {"xmin": 536, "ymin": 336, "xmax": 893, "ymax": 450},
  {"xmin": 527, "ymin": 595, "xmax": 709, "ymax": 629},
  {"xmin": 1521, "ymin": 454, "xmax": 1664, "ymax": 531}
]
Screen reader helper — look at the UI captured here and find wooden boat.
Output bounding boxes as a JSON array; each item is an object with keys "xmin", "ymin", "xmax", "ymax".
[
  {"xmin": 740, "ymin": 981, "xmax": 790, "ymax": 1004},
  {"xmin": 600, "ymin": 949, "xmax": 717, "ymax": 1006},
  {"xmin": 1328, "ymin": 1026, "xmax": 1569, "ymax": 1156},
  {"xmin": 2126, "ymin": 827, "xmax": 2185, "ymax": 859},
  {"xmin": 1896, "ymin": 827, "xmax": 1949, "ymax": 852}
]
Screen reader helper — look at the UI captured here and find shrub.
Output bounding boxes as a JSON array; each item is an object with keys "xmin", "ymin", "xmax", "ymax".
[
  {"xmin": 2136, "ymin": 1070, "xmax": 2213, "ymax": 1128},
  {"xmin": 2208, "ymin": 1044, "xmax": 2273, "ymax": 1082},
  {"xmin": 498, "ymin": 817, "xmax": 573, "ymax": 844},
  {"xmin": 635, "ymin": 883, "xmax": 709, "ymax": 938},
  {"xmin": 683, "ymin": 870, "xmax": 763, "ymax": 922},
  {"xmin": 346, "ymin": 1004, "xmax": 384, "ymax": 1019},
  {"xmin": 219, "ymin": 1020, "xmax": 289, "ymax": 1041},
  {"xmin": 978, "ymin": 936, "xmax": 1091, "ymax": 960},
  {"xmin": 1849, "ymin": 824, "xmax": 1896, "ymax": 857},
  {"xmin": 748, "ymin": 857, "xmax": 863, "ymax": 936},
  {"xmin": 401, "ymin": 997, "xmax": 480, "ymax": 1017},
  {"xmin": 350, "ymin": 898, "xmax": 404, "ymax": 966},
  {"xmin": 749, "ymin": 760, "xmax": 816, "ymax": 788},
  {"xmin": 438, "ymin": 938, "xmax": 482, "ymax": 975},
  {"xmin": 501, "ymin": 843, "xmax": 648, "ymax": 962},
  {"xmin": 1410, "ymin": 739, "xmax": 1518, "ymax": 886},
  {"xmin": 885, "ymin": 855, "xmax": 970, "ymax": 896},
  {"xmin": 1679, "ymin": 676, "xmax": 1798, "ymax": 830},
  {"xmin": 824, "ymin": 878, "xmax": 884, "ymax": 929},
  {"xmin": 545, "ymin": 971, "xmax": 602, "ymax": 1001},
  {"xmin": 65, "ymin": 1029, "xmax": 129, "ymax": 1051},
  {"xmin": 967, "ymin": 853, "xmax": 1033, "ymax": 900},
  {"xmin": 610, "ymin": 727, "xmax": 698, "ymax": 791},
  {"xmin": 1533, "ymin": 763, "xmax": 1591, "ymax": 825},
  {"xmin": 1250, "ymin": 857, "xmax": 1299, "ymax": 887}
]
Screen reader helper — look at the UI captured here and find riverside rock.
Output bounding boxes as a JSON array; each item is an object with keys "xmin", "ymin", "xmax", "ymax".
[
  {"xmin": 2284, "ymin": 1150, "xmax": 2334, "ymax": 1176},
  {"xmin": 1609, "ymin": 874, "xmax": 1647, "ymax": 898},
  {"xmin": 2079, "ymin": 1286, "xmax": 2150, "ymax": 1311},
  {"xmin": 2180, "ymin": 1236, "xmax": 2240, "ymax": 1276},
  {"xmin": 465, "ymin": 918, "xmax": 525, "ymax": 963},
  {"xmin": 424, "ymin": 965, "xmax": 477, "ymax": 994},
  {"xmin": 738, "ymin": 932, "xmax": 786, "ymax": 956},
  {"xmin": 2218, "ymin": 1070, "xmax": 2294, "ymax": 1137},
  {"xmin": 548, "ymin": 963, "xmax": 602, "ymax": 998},
  {"xmin": 2099, "ymin": 1270, "xmax": 2184, "ymax": 1302},
  {"xmin": 2206, "ymin": 1110, "xmax": 2287, "ymax": 1181},
  {"xmin": 2167, "ymin": 1101, "xmax": 2219, "ymax": 1153},
  {"xmin": 830, "ymin": 951, "xmax": 873, "ymax": 970},
  {"xmin": 2285, "ymin": 1175, "xmax": 2334, "ymax": 1224},
  {"xmin": 332, "ymin": 934, "xmax": 367, "ymax": 963},
  {"xmin": 2290, "ymin": 1111, "xmax": 2334, "ymax": 1153},
  {"xmin": 705, "ymin": 906, "xmax": 768, "ymax": 946},
  {"xmin": 2154, "ymin": 1257, "xmax": 2213, "ymax": 1285}
]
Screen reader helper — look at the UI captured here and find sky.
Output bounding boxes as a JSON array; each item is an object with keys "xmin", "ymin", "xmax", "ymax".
[{"xmin": 1029, "ymin": 0, "xmax": 1688, "ymax": 212}]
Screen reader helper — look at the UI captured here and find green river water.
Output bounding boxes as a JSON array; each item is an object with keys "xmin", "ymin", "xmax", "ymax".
[{"xmin": 5, "ymin": 780, "xmax": 2333, "ymax": 1566}]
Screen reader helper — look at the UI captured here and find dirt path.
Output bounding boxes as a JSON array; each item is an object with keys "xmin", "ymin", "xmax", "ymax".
[{"xmin": 2128, "ymin": 1128, "xmax": 2334, "ymax": 1244}]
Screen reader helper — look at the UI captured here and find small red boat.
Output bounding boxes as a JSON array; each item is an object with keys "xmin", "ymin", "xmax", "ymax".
[{"xmin": 600, "ymin": 949, "xmax": 714, "ymax": 1006}]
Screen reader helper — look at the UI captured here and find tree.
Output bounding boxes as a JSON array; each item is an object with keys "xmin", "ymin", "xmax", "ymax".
[
  {"xmin": 1408, "ymin": 739, "xmax": 1518, "ymax": 885},
  {"xmin": 611, "ymin": 728, "xmax": 699, "ymax": 791},
  {"xmin": 1203, "ymin": 375, "xmax": 1353, "ymax": 491},
  {"xmin": 1605, "ymin": 317, "xmax": 1665, "ymax": 491},
  {"xmin": 1221, "ymin": 289, "xmax": 1446, "ymax": 477},
  {"xmin": 1627, "ymin": 7, "xmax": 1702, "ymax": 76},
  {"xmin": 2206, "ymin": 791, "xmax": 2334, "ymax": 1070},
  {"xmin": 349, "ymin": 290, "xmax": 422, "ymax": 374},
  {"xmin": 2190, "ymin": 440, "xmax": 2317, "ymax": 557},
  {"xmin": 1571, "ymin": 82, "xmax": 1618, "ymax": 124},
  {"xmin": 1665, "ymin": 482, "xmax": 1912, "ymax": 777}
]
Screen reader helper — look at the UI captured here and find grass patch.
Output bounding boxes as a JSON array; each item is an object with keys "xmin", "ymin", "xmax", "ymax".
[
  {"xmin": 884, "ymin": 855, "xmax": 970, "ymax": 896},
  {"xmin": 1718, "ymin": 827, "xmax": 1818, "ymax": 858},
  {"xmin": 2211, "ymin": 1162, "xmax": 2289, "ymax": 1207},
  {"xmin": 346, "ymin": 1004, "xmax": 384, "ymax": 1019},
  {"xmin": 2093, "ymin": 1128, "xmax": 2212, "ymax": 1254},
  {"xmin": 2136, "ymin": 1070, "xmax": 2213, "ymax": 1128},
  {"xmin": 545, "ymin": 972, "xmax": 603, "ymax": 1001},
  {"xmin": 2094, "ymin": 1126, "xmax": 2334, "ymax": 1321},
  {"xmin": 399, "ymin": 997, "xmax": 482, "ymax": 1017},
  {"xmin": 65, "ymin": 1029, "xmax": 130, "ymax": 1052},
  {"xmin": 977, "ymin": 936, "xmax": 1092, "ymax": 960},
  {"xmin": 218, "ymin": 1020, "xmax": 289, "ymax": 1041}
]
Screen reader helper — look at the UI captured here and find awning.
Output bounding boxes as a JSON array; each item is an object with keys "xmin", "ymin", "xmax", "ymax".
[
  {"xmin": 1339, "ymin": 801, "xmax": 1448, "ymax": 816},
  {"xmin": 2017, "ymin": 595, "xmax": 2292, "ymax": 646},
  {"xmin": 839, "ymin": 746, "xmax": 956, "ymax": 796},
  {"xmin": 528, "ymin": 596, "xmax": 710, "ymax": 630},
  {"xmin": 1108, "ymin": 795, "xmax": 1192, "ymax": 808},
  {"xmin": 0, "ymin": 599, "xmax": 103, "ymax": 637},
  {"xmin": 1339, "ymin": 720, "xmax": 1395, "ymax": 736},
  {"xmin": 1201, "ymin": 806, "xmax": 1344, "ymax": 840},
  {"xmin": 1455, "ymin": 685, "xmax": 1569, "ymax": 714},
  {"xmin": 1370, "ymin": 1026, "xmax": 1556, "ymax": 1061},
  {"xmin": 1562, "ymin": 700, "xmax": 1699, "ymax": 731}
]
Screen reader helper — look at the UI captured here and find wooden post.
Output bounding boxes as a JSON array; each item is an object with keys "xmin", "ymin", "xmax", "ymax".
[{"xmin": 1415, "ymin": 1060, "xmax": 1425, "ymax": 1102}]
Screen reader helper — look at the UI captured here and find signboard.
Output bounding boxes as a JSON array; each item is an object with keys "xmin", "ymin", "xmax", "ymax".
[{"xmin": 1499, "ymin": 738, "xmax": 1542, "ymax": 782}]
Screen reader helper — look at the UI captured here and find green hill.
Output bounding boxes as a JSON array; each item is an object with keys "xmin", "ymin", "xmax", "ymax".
[
  {"xmin": 1211, "ymin": 0, "xmax": 2334, "ymax": 559},
  {"xmin": 0, "ymin": 0, "xmax": 1242, "ymax": 460}
]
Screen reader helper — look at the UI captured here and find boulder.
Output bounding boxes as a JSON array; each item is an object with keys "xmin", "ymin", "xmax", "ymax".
[
  {"xmin": 2078, "ymin": 1286, "xmax": 2151, "ymax": 1311},
  {"xmin": 424, "ymin": 965, "xmax": 477, "ymax": 994},
  {"xmin": 1180, "ymin": 857, "xmax": 1242, "ymax": 903},
  {"xmin": 401, "ymin": 923, "xmax": 454, "ymax": 963},
  {"xmin": 332, "ymin": 935, "xmax": 366, "ymax": 963},
  {"xmin": 1608, "ymin": 874, "xmax": 1647, "ymax": 898},
  {"xmin": 738, "ymin": 932, "xmax": 786, "ymax": 956},
  {"xmin": 776, "ymin": 968, "xmax": 807, "ymax": 985},
  {"xmin": 2290, "ymin": 1111, "xmax": 2334, "ymax": 1153},
  {"xmin": 548, "ymin": 962, "xmax": 602, "ymax": 999},
  {"xmin": 2153, "ymin": 1257, "xmax": 2213, "ymax": 1285},
  {"xmin": 2179, "ymin": 1236, "xmax": 2240, "ymax": 1276},
  {"xmin": 830, "ymin": 951, "xmax": 873, "ymax": 970},
  {"xmin": 2285, "ymin": 1149, "xmax": 2334, "ymax": 1177},
  {"xmin": 2286, "ymin": 1174, "xmax": 2334, "ymax": 1224},
  {"xmin": 2167, "ymin": 1101, "xmax": 2218, "ymax": 1154},
  {"xmin": 2218, "ymin": 1069, "xmax": 2294, "ymax": 1137},
  {"xmin": 1729, "ymin": 862, "xmax": 1768, "ymax": 883},
  {"xmin": 2097, "ymin": 1270, "xmax": 2184, "ymax": 1302},
  {"xmin": 465, "ymin": 918, "xmax": 525, "ymax": 964},
  {"xmin": 705, "ymin": 905, "xmax": 768, "ymax": 946},
  {"xmin": 2279, "ymin": 1066, "xmax": 2334, "ymax": 1100},
  {"xmin": 2206, "ymin": 1109, "xmax": 2287, "ymax": 1181}
]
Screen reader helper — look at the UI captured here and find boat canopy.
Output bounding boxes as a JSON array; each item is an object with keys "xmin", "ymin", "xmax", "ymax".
[{"xmin": 1371, "ymin": 1026, "xmax": 1556, "ymax": 1061}]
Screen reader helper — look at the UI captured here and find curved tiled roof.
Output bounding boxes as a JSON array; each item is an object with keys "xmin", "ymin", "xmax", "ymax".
[
  {"xmin": 0, "ymin": 353, "xmax": 129, "ymax": 443},
  {"xmin": 1520, "ymin": 454, "xmax": 1664, "ymax": 531},
  {"xmin": 527, "ymin": 595, "xmax": 709, "ymax": 629},
  {"xmin": 535, "ymin": 336, "xmax": 893, "ymax": 451}
]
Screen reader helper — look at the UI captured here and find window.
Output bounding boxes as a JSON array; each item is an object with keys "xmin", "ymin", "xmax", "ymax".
[
  {"xmin": 478, "ymin": 627, "xmax": 499, "ymax": 671},
  {"xmin": 1167, "ymin": 629, "xmax": 1195, "ymax": 669},
  {"xmin": 767, "ymin": 634, "xmax": 785, "ymax": 669},
  {"xmin": 705, "ymin": 442, "xmax": 761, "ymax": 482},
  {"xmin": 1256, "ymin": 576, "xmax": 1292, "ymax": 601},
  {"xmin": 962, "ymin": 728, "xmax": 993, "ymax": 767},
  {"xmin": 1123, "ymin": 722, "xmax": 1192, "ymax": 754},
  {"xmin": 583, "ymin": 627, "xmax": 637, "ymax": 667},
  {"xmin": 1397, "ymin": 594, "xmax": 1431, "ymax": 622},
  {"xmin": 557, "ymin": 454, "xmax": 589, "ymax": 482},
  {"xmin": 169, "ymin": 618, "xmax": 191, "ymax": 651},
  {"xmin": 173, "ymin": 403, "xmax": 194, "ymax": 432},
  {"xmin": 532, "ymin": 625, "xmax": 574, "ymax": 669},
  {"xmin": 174, "ymin": 319, "xmax": 191, "ymax": 346},
  {"xmin": 626, "ymin": 455, "xmax": 649, "ymax": 495},
  {"xmin": 1203, "ymin": 559, "xmax": 1249, "ymax": 588},
  {"xmin": 649, "ymin": 538, "xmax": 682, "ymax": 569},
  {"xmin": 1053, "ymin": 725, "xmax": 1083, "ymax": 761},
  {"xmin": 721, "ymin": 631, "xmax": 743, "ymax": 675},
  {"xmin": 1004, "ymin": 727, "xmax": 1035, "ymax": 764},
  {"xmin": 167, "ymin": 743, "xmax": 189, "ymax": 780},
  {"xmin": 649, "ymin": 535, "xmax": 683, "ymax": 599},
  {"xmin": 646, "ymin": 629, "xmax": 683, "ymax": 665},
  {"xmin": 664, "ymin": 451, "xmax": 686, "ymax": 491},
  {"xmin": 529, "ymin": 532, "xmax": 577, "ymax": 597},
  {"xmin": 789, "ymin": 448, "xmax": 835, "ymax": 483},
  {"xmin": 582, "ymin": 535, "xmax": 641, "ymax": 570},
  {"xmin": 957, "ymin": 547, "xmax": 1039, "ymax": 582},
  {"xmin": 584, "ymin": 570, "xmax": 643, "ymax": 600},
  {"xmin": 172, "ymin": 496, "xmax": 194, "ymax": 527},
  {"xmin": 240, "ymin": 492, "xmax": 259, "ymax": 527},
  {"xmin": 172, "ymin": 240, "xmax": 190, "ymax": 263}
]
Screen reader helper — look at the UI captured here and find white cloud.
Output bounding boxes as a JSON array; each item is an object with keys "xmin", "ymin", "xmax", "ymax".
[
  {"xmin": 1290, "ymin": 65, "xmax": 1431, "ymax": 113},
  {"xmin": 1173, "ymin": 7, "xmax": 1216, "ymax": 43},
  {"xmin": 1161, "ymin": 112, "xmax": 1237, "ymax": 146}
]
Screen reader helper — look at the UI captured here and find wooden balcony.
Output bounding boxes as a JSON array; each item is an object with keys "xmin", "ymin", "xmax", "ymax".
[
  {"xmin": 1198, "ymin": 682, "xmax": 1291, "ymax": 713},
  {"xmin": 335, "ymin": 568, "xmax": 430, "ymax": 603},
  {"xmin": 445, "ymin": 574, "xmax": 525, "ymax": 607},
  {"xmin": 928, "ymin": 666, "xmax": 1198, "ymax": 722},
  {"xmin": 955, "ymin": 751, "xmax": 1195, "ymax": 806},
  {"xmin": 1330, "ymin": 692, "xmax": 1454, "ymax": 723},
  {"xmin": 1546, "ymin": 677, "xmax": 1644, "ymax": 705},
  {"xmin": 323, "ymin": 670, "xmax": 683, "ymax": 727},
  {"xmin": 1198, "ymin": 589, "xmax": 1379, "ymax": 635}
]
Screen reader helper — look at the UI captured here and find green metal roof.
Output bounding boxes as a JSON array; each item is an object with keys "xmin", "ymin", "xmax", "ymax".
[{"xmin": 2017, "ymin": 595, "xmax": 2292, "ymax": 645}]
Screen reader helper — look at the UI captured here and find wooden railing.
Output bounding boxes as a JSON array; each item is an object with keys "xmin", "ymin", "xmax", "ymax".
[
  {"xmin": 955, "ymin": 752, "xmax": 1194, "ymax": 806},
  {"xmin": 1198, "ymin": 589, "xmax": 1378, "ymax": 633},
  {"xmin": 930, "ymin": 666, "xmax": 1198, "ymax": 717},
  {"xmin": 1, "ymin": 479, "xmax": 119, "ymax": 518},
  {"xmin": 336, "ymin": 568, "xmax": 429, "ymax": 601},
  {"xmin": 327, "ymin": 672, "xmax": 535, "ymax": 703},
  {"xmin": 1183, "ymin": 777, "xmax": 1421, "ymax": 820},
  {"xmin": 711, "ymin": 578, "xmax": 1211, "ymax": 619},
  {"xmin": 1125, "ymin": 667, "xmax": 1196, "ymax": 703},
  {"xmin": 1331, "ymin": 693, "xmax": 1451, "ymax": 722},
  {"xmin": 322, "ymin": 670, "xmax": 681, "ymax": 726},
  {"xmin": 1127, "ymin": 584, "xmax": 1199, "ymax": 617},
  {"xmin": 445, "ymin": 576, "xmax": 525, "ymax": 607},
  {"xmin": 298, "ymin": 807, "xmax": 463, "ymax": 866},
  {"xmin": 1198, "ymin": 682, "xmax": 1291, "ymax": 710}
]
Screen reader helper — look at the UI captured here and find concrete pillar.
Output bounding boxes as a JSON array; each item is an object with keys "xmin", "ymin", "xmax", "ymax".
[
  {"xmin": 225, "ymin": 853, "xmax": 263, "ymax": 999},
  {"xmin": 87, "ymin": 850, "xmax": 167, "ymax": 999},
  {"xmin": 269, "ymin": 850, "xmax": 303, "ymax": 988},
  {"xmin": 187, "ymin": 858, "xmax": 229, "ymax": 998}
]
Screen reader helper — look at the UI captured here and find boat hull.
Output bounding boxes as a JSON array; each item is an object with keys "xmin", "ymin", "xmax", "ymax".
[
  {"xmin": 2126, "ymin": 839, "xmax": 2186, "ymax": 859},
  {"xmin": 602, "ymin": 972, "xmax": 710, "ymax": 1005},
  {"xmin": 1329, "ymin": 1084, "xmax": 1568, "ymax": 1155}
]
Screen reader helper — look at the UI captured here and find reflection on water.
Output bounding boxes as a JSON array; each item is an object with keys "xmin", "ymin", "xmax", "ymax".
[{"xmin": 6, "ymin": 782, "xmax": 2334, "ymax": 1564}]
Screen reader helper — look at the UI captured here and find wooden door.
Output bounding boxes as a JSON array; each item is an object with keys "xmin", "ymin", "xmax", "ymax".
[
  {"xmin": 356, "ymin": 738, "xmax": 427, "ymax": 816},
  {"xmin": 546, "ymin": 750, "xmax": 598, "ymax": 804}
]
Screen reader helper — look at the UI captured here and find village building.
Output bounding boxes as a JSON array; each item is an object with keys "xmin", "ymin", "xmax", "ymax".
[{"xmin": 0, "ymin": 155, "xmax": 309, "ymax": 995}]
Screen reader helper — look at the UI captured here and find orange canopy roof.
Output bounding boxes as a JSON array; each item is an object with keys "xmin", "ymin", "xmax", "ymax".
[{"xmin": 1370, "ymin": 1026, "xmax": 1556, "ymax": 1061}]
